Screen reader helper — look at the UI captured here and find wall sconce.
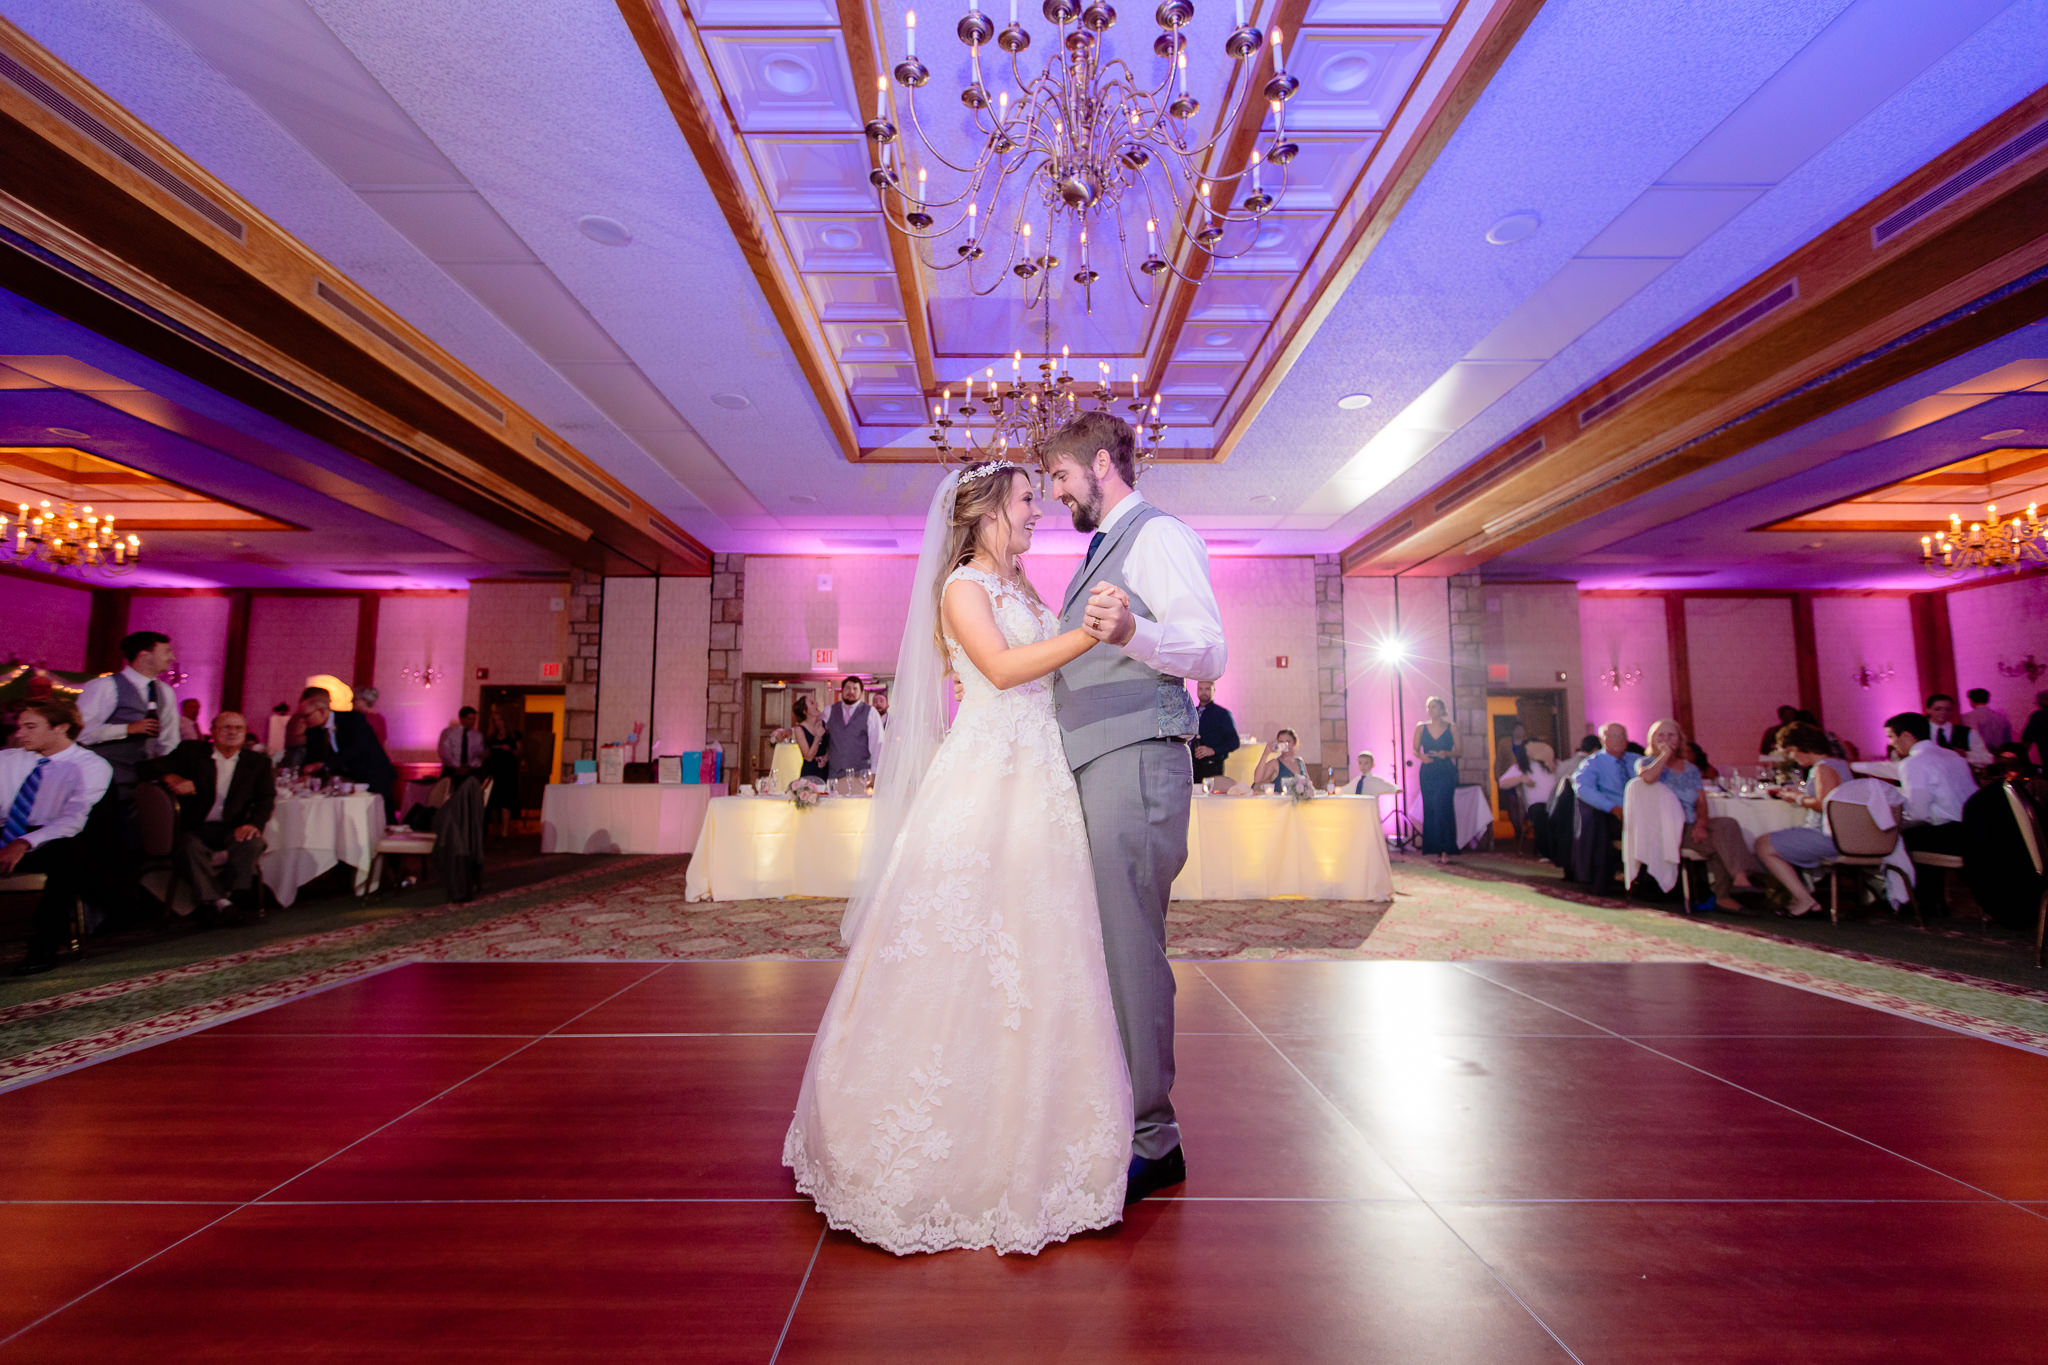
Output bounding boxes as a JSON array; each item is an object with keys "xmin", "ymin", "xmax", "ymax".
[
  {"xmin": 2000, "ymin": 653, "xmax": 2046, "ymax": 683},
  {"xmin": 1599, "ymin": 664, "xmax": 1642, "ymax": 691},
  {"xmin": 1849, "ymin": 661, "xmax": 1896, "ymax": 689},
  {"xmin": 402, "ymin": 663, "xmax": 446, "ymax": 688}
]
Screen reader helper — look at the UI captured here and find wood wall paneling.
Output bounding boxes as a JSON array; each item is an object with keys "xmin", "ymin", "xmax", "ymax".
[{"xmin": 1663, "ymin": 593, "xmax": 1693, "ymax": 740}]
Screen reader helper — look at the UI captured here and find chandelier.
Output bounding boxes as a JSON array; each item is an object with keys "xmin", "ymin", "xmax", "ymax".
[
  {"xmin": 1, "ymin": 499, "xmax": 141, "ymax": 576},
  {"xmin": 2000, "ymin": 653, "xmax": 2046, "ymax": 683},
  {"xmin": 1919, "ymin": 501, "xmax": 2045, "ymax": 578},
  {"xmin": 1599, "ymin": 664, "xmax": 1642, "ymax": 691},
  {"xmin": 1848, "ymin": 661, "xmax": 1895, "ymax": 689},
  {"xmin": 871, "ymin": 1, "xmax": 1300, "ymax": 315},
  {"xmin": 402, "ymin": 663, "xmax": 446, "ymax": 689},
  {"xmin": 931, "ymin": 309, "xmax": 1166, "ymax": 460}
]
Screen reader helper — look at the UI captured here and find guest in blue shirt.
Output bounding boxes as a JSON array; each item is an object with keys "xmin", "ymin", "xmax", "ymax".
[
  {"xmin": 1638, "ymin": 718, "xmax": 1758, "ymax": 913},
  {"xmin": 1569, "ymin": 723, "xmax": 1638, "ymax": 893}
]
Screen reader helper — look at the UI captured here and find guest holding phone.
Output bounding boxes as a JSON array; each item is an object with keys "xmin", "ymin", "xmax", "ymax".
[{"xmin": 1253, "ymin": 729, "xmax": 1310, "ymax": 790}]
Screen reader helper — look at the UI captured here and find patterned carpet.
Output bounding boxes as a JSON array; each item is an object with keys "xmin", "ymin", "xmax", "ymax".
[{"xmin": 4, "ymin": 853, "xmax": 2045, "ymax": 1088}]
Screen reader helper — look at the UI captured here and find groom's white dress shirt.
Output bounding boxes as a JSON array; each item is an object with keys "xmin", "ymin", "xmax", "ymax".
[
  {"xmin": 1092, "ymin": 492, "xmax": 1227, "ymax": 682},
  {"xmin": 78, "ymin": 666, "xmax": 181, "ymax": 757}
]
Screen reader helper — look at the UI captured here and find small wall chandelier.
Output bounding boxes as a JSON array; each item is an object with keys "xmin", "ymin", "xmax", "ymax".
[
  {"xmin": 1849, "ymin": 661, "xmax": 1895, "ymax": 689},
  {"xmin": 871, "ymin": 1, "xmax": 1300, "ymax": 316},
  {"xmin": 1599, "ymin": 664, "xmax": 1642, "ymax": 691},
  {"xmin": 2000, "ymin": 653, "xmax": 2046, "ymax": 683},
  {"xmin": 1919, "ymin": 501, "xmax": 2044, "ymax": 578},
  {"xmin": 2, "ymin": 499, "xmax": 141, "ymax": 576},
  {"xmin": 402, "ymin": 663, "xmax": 445, "ymax": 688}
]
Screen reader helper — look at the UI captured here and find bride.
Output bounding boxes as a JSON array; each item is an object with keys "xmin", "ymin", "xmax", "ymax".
[{"xmin": 783, "ymin": 460, "xmax": 1133, "ymax": 1255}]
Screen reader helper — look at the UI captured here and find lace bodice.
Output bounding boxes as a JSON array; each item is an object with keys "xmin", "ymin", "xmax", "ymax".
[{"xmin": 943, "ymin": 565, "xmax": 1061, "ymax": 708}]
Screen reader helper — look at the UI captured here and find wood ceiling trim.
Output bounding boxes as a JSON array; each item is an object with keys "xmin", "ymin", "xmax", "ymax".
[
  {"xmin": 1209, "ymin": 0, "xmax": 1545, "ymax": 464},
  {"xmin": 1342, "ymin": 85, "xmax": 2048, "ymax": 578},
  {"xmin": 0, "ymin": 18, "xmax": 710, "ymax": 576},
  {"xmin": 616, "ymin": 0, "xmax": 863, "ymax": 465}
]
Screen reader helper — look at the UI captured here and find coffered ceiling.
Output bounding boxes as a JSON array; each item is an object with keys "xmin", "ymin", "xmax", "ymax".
[{"xmin": 3, "ymin": 0, "xmax": 2047, "ymax": 567}]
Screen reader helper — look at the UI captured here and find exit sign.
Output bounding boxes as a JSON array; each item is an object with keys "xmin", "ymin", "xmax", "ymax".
[
  {"xmin": 813, "ymin": 648, "xmax": 837, "ymax": 670},
  {"xmin": 1275, "ymin": 655, "xmax": 1289, "ymax": 669},
  {"xmin": 539, "ymin": 661, "xmax": 563, "ymax": 681}
]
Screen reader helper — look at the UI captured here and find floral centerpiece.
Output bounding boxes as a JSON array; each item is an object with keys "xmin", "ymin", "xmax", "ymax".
[
  {"xmin": 788, "ymin": 777, "xmax": 825, "ymax": 811},
  {"xmin": 1285, "ymin": 775, "xmax": 1316, "ymax": 805}
]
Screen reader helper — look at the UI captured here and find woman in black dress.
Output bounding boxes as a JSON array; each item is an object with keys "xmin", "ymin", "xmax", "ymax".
[
  {"xmin": 1414, "ymin": 695, "xmax": 1462, "ymax": 862},
  {"xmin": 483, "ymin": 710, "xmax": 523, "ymax": 836},
  {"xmin": 793, "ymin": 695, "xmax": 830, "ymax": 782}
]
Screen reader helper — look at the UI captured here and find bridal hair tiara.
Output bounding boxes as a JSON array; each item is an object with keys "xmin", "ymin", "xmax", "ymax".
[{"xmin": 956, "ymin": 460, "xmax": 1025, "ymax": 490}]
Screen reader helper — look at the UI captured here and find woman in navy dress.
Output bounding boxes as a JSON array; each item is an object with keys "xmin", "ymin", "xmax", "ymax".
[{"xmin": 1414, "ymin": 696, "xmax": 1462, "ymax": 862}]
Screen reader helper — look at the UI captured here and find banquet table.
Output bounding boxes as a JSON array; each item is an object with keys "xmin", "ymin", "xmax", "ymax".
[
  {"xmin": 1455, "ymin": 785, "xmax": 1494, "ymax": 850},
  {"xmin": 683, "ymin": 791, "xmax": 1394, "ymax": 904},
  {"xmin": 1173, "ymin": 794, "xmax": 1394, "ymax": 901},
  {"xmin": 1706, "ymin": 793, "xmax": 1807, "ymax": 849},
  {"xmin": 261, "ymin": 791, "xmax": 383, "ymax": 907},
  {"xmin": 683, "ymin": 795, "xmax": 872, "ymax": 902},
  {"xmin": 541, "ymin": 784, "xmax": 714, "ymax": 855}
]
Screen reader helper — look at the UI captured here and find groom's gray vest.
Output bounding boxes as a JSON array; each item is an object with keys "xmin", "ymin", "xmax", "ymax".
[{"xmin": 1054, "ymin": 501, "xmax": 1200, "ymax": 770}]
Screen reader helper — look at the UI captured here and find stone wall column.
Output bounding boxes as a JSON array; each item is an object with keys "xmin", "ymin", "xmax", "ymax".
[
  {"xmin": 563, "ymin": 567, "xmax": 602, "ymax": 778},
  {"xmin": 1313, "ymin": 554, "xmax": 1349, "ymax": 786},
  {"xmin": 1447, "ymin": 570, "xmax": 1491, "ymax": 786},
  {"xmin": 706, "ymin": 554, "xmax": 745, "ymax": 786}
]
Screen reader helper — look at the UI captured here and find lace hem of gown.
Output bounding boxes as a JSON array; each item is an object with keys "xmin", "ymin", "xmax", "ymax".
[{"xmin": 782, "ymin": 1106, "xmax": 1127, "ymax": 1257}]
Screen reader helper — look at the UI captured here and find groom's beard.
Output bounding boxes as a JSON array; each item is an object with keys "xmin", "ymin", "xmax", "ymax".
[{"xmin": 1063, "ymin": 470, "xmax": 1105, "ymax": 532}]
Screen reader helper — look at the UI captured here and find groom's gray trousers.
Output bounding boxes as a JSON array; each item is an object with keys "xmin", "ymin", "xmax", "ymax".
[{"xmin": 1075, "ymin": 737, "xmax": 1191, "ymax": 1160}]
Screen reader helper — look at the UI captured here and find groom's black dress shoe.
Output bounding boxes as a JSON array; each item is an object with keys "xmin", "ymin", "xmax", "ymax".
[{"xmin": 1125, "ymin": 1146, "xmax": 1186, "ymax": 1204}]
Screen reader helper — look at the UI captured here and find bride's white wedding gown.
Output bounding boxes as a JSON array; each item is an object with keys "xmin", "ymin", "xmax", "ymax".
[{"xmin": 784, "ymin": 564, "xmax": 1133, "ymax": 1255}]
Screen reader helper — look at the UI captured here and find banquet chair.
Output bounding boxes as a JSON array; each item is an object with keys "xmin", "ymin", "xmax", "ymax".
[
  {"xmin": 364, "ymin": 777, "xmax": 473, "ymax": 897},
  {"xmin": 1819, "ymin": 801, "xmax": 1900, "ymax": 926},
  {"xmin": 2000, "ymin": 782, "xmax": 2046, "ymax": 969},
  {"xmin": 134, "ymin": 780, "xmax": 186, "ymax": 916},
  {"xmin": 1905, "ymin": 842, "xmax": 1965, "ymax": 924}
]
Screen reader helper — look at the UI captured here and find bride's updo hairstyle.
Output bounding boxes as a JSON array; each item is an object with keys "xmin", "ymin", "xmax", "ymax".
[{"xmin": 932, "ymin": 460, "xmax": 1049, "ymax": 652}]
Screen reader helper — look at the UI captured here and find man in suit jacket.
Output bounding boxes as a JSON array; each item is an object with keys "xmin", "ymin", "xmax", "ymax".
[
  {"xmin": 298, "ymin": 686, "xmax": 397, "ymax": 812},
  {"xmin": 146, "ymin": 711, "xmax": 274, "ymax": 915},
  {"xmin": 1191, "ymin": 679, "xmax": 1239, "ymax": 783}
]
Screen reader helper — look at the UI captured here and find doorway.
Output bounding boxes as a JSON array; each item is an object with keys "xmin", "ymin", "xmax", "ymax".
[
  {"xmin": 1485, "ymin": 689, "xmax": 1567, "ymax": 842},
  {"xmin": 479, "ymin": 685, "xmax": 564, "ymax": 811},
  {"xmin": 741, "ymin": 674, "xmax": 891, "ymax": 783}
]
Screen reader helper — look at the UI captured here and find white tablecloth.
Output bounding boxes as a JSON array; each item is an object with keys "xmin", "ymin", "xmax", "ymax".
[
  {"xmin": 1706, "ymin": 794, "xmax": 1807, "ymax": 849},
  {"xmin": 1174, "ymin": 794, "xmax": 1394, "ymax": 901},
  {"xmin": 683, "ymin": 795, "xmax": 873, "ymax": 901},
  {"xmin": 541, "ymin": 784, "xmax": 713, "ymax": 855},
  {"xmin": 1455, "ymin": 785, "xmax": 1493, "ymax": 850},
  {"xmin": 682, "ymin": 792, "xmax": 1393, "ymax": 904},
  {"xmin": 261, "ymin": 792, "xmax": 382, "ymax": 908}
]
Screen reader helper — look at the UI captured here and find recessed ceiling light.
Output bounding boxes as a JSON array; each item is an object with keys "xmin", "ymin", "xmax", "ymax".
[
  {"xmin": 790, "ymin": 493, "xmax": 817, "ymax": 504},
  {"xmin": 1980, "ymin": 428, "xmax": 2026, "ymax": 441},
  {"xmin": 710, "ymin": 392, "xmax": 751, "ymax": 410},
  {"xmin": 46, "ymin": 426, "xmax": 91, "ymax": 439},
  {"xmin": 1250, "ymin": 493, "xmax": 1277, "ymax": 504},
  {"xmin": 1336, "ymin": 393, "xmax": 1372, "ymax": 410},
  {"xmin": 1485, "ymin": 211, "xmax": 1541, "ymax": 246},
  {"xmin": 576, "ymin": 215, "xmax": 632, "ymax": 246}
]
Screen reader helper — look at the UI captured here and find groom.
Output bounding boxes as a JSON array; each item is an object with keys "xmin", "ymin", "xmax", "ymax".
[{"xmin": 1042, "ymin": 411, "xmax": 1227, "ymax": 1204}]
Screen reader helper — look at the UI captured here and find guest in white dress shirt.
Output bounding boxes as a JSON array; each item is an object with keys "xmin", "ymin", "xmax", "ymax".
[
  {"xmin": 439, "ymin": 707, "xmax": 488, "ymax": 781},
  {"xmin": 146, "ymin": 712, "xmax": 273, "ymax": 919},
  {"xmin": 1962, "ymin": 688, "xmax": 2012, "ymax": 753},
  {"xmin": 2, "ymin": 700, "xmax": 113, "ymax": 975},
  {"xmin": 1924, "ymin": 693, "xmax": 1993, "ymax": 770},
  {"xmin": 178, "ymin": 697, "xmax": 203, "ymax": 743},
  {"xmin": 1888, "ymin": 710, "xmax": 1975, "ymax": 919},
  {"xmin": 1351, "ymin": 751, "xmax": 1397, "ymax": 796},
  {"xmin": 77, "ymin": 630, "xmax": 181, "ymax": 793}
]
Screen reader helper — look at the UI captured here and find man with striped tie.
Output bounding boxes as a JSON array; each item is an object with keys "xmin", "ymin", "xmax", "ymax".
[{"xmin": 1, "ymin": 700, "xmax": 113, "ymax": 976}]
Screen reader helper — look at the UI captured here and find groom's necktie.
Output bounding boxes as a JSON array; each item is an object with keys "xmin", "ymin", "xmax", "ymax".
[{"xmin": 1086, "ymin": 531, "xmax": 1104, "ymax": 562}]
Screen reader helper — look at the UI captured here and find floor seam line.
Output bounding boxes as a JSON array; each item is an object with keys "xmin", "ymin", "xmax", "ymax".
[{"xmin": 769, "ymin": 1230, "xmax": 826, "ymax": 1364}]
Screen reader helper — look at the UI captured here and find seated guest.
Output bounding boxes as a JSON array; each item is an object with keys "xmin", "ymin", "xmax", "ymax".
[
  {"xmin": 1191, "ymin": 679, "xmax": 1240, "ymax": 783},
  {"xmin": 439, "ymin": 706, "xmax": 488, "ymax": 781},
  {"xmin": 356, "ymin": 686, "xmax": 389, "ymax": 747},
  {"xmin": 1962, "ymin": 687, "xmax": 2012, "ymax": 753},
  {"xmin": 145, "ymin": 711, "xmax": 272, "ymax": 918},
  {"xmin": 2, "ymin": 701, "xmax": 113, "ymax": 976},
  {"xmin": 280, "ymin": 703, "xmax": 307, "ymax": 766},
  {"xmin": 1751, "ymin": 723, "xmax": 1854, "ymax": 917},
  {"xmin": 298, "ymin": 687, "xmax": 397, "ymax": 812},
  {"xmin": 1758, "ymin": 704, "xmax": 1798, "ymax": 758},
  {"xmin": 1498, "ymin": 739, "xmax": 1558, "ymax": 854},
  {"xmin": 178, "ymin": 697, "xmax": 203, "ymax": 743},
  {"xmin": 1253, "ymin": 729, "xmax": 1310, "ymax": 789},
  {"xmin": 1889, "ymin": 710, "xmax": 1974, "ymax": 919},
  {"xmin": 1571, "ymin": 723, "xmax": 1640, "ymax": 893},
  {"xmin": 1351, "ymin": 751, "xmax": 1396, "ymax": 796},
  {"xmin": 1685, "ymin": 741, "xmax": 1719, "ymax": 781},
  {"xmin": 1925, "ymin": 692, "xmax": 1992, "ymax": 770},
  {"xmin": 2021, "ymin": 690, "xmax": 2048, "ymax": 772},
  {"xmin": 1637, "ymin": 719, "xmax": 1756, "ymax": 912}
]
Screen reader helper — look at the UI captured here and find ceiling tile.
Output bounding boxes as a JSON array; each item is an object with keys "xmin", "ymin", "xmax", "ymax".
[
  {"xmin": 1304, "ymin": 0, "xmax": 1457, "ymax": 20},
  {"xmin": 1463, "ymin": 257, "xmax": 1675, "ymax": 363},
  {"xmin": 693, "ymin": 0, "xmax": 842, "ymax": 27},
  {"xmin": 1186, "ymin": 275, "xmax": 1294, "ymax": 324},
  {"xmin": 851, "ymin": 393, "xmax": 924, "ymax": 425},
  {"xmin": 1171, "ymin": 322, "xmax": 1270, "ymax": 366},
  {"xmin": 439, "ymin": 261, "xmax": 630, "ymax": 364},
  {"xmin": 357, "ymin": 189, "xmax": 535, "ymax": 261},
  {"xmin": 748, "ymin": 135, "xmax": 877, "ymax": 212},
  {"xmin": 624, "ymin": 428, "xmax": 766, "ymax": 518},
  {"xmin": 703, "ymin": 31, "xmax": 862, "ymax": 134},
  {"xmin": 1156, "ymin": 393, "xmax": 1228, "ymax": 425},
  {"xmin": 840, "ymin": 362, "xmax": 922, "ymax": 391},
  {"xmin": 1207, "ymin": 212, "xmax": 1333, "ymax": 274},
  {"xmin": 802, "ymin": 273, "xmax": 906, "ymax": 322},
  {"xmin": 782, "ymin": 214, "xmax": 894, "ymax": 272},
  {"xmin": 554, "ymin": 363, "xmax": 690, "ymax": 430},
  {"xmin": 824, "ymin": 321, "xmax": 915, "ymax": 363},
  {"xmin": 1257, "ymin": 132, "xmax": 1380, "ymax": 211},
  {"xmin": 1939, "ymin": 359, "xmax": 2048, "ymax": 395},
  {"xmin": 1161, "ymin": 361, "xmax": 1242, "ymax": 395},
  {"xmin": 1578, "ymin": 186, "xmax": 1765, "ymax": 259},
  {"xmin": 1274, "ymin": 29, "xmax": 1434, "ymax": 132},
  {"xmin": 1393, "ymin": 360, "xmax": 1544, "ymax": 432}
]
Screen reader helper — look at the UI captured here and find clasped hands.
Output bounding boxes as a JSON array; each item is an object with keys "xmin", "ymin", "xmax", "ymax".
[{"xmin": 1081, "ymin": 582, "xmax": 1135, "ymax": 646}]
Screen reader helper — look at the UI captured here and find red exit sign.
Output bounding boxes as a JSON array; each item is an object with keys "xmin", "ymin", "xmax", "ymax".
[
  {"xmin": 539, "ymin": 661, "xmax": 563, "ymax": 681},
  {"xmin": 1275, "ymin": 655, "xmax": 1289, "ymax": 669},
  {"xmin": 813, "ymin": 648, "xmax": 837, "ymax": 670}
]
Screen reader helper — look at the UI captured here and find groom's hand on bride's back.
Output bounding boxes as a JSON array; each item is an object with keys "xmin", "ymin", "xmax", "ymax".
[{"xmin": 1083, "ymin": 582, "xmax": 1136, "ymax": 646}]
